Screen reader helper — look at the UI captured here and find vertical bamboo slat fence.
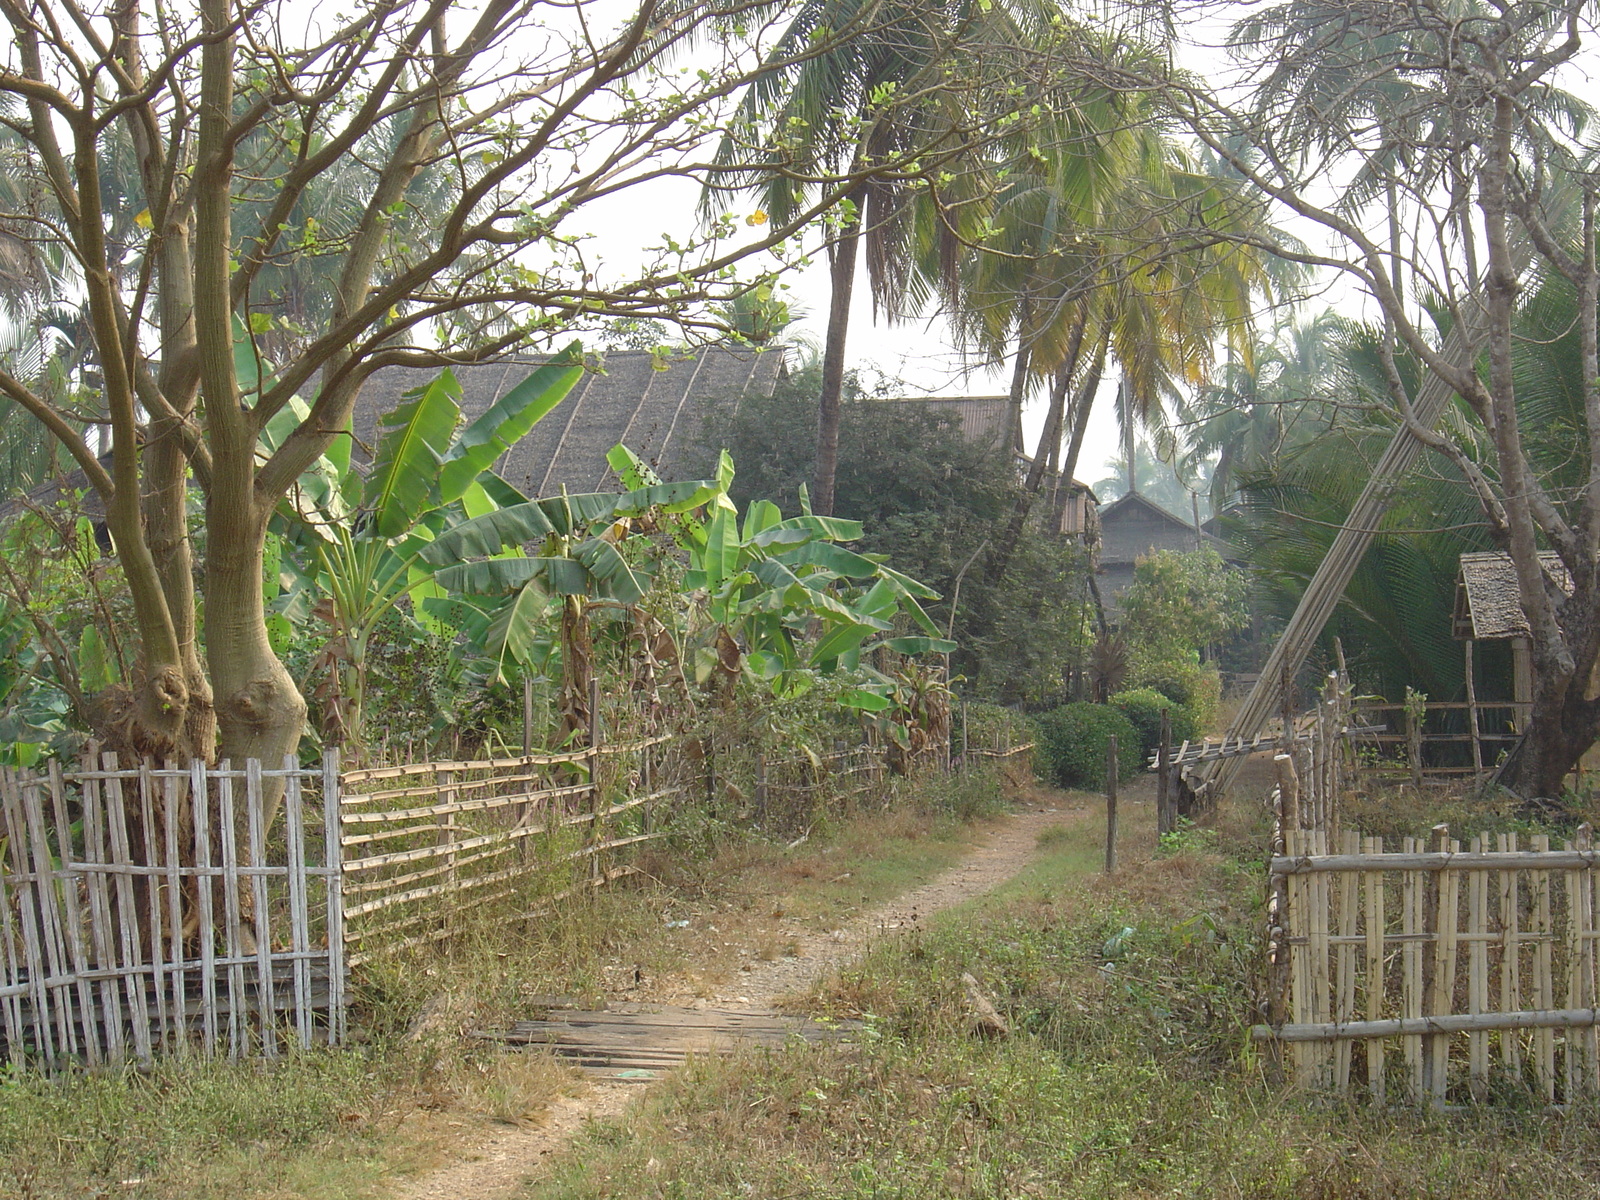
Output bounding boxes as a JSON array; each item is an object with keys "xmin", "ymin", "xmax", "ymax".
[
  {"xmin": 1256, "ymin": 678, "xmax": 1600, "ymax": 1104},
  {"xmin": 0, "ymin": 727, "xmax": 924, "ymax": 1067},
  {"xmin": 0, "ymin": 752, "xmax": 341, "ymax": 1067},
  {"xmin": 1259, "ymin": 827, "xmax": 1600, "ymax": 1105}
]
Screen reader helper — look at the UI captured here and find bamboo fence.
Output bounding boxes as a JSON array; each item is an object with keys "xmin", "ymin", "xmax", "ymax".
[
  {"xmin": 1259, "ymin": 825, "xmax": 1600, "ymax": 1106},
  {"xmin": 0, "ymin": 751, "xmax": 341, "ymax": 1068},
  {"xmin": 0, "ymin": 718, "xmax": 943, "ymax": 1067},
  {"xmin": 339, "ymin": 731, "xmax": 683, "ymax": 963}
]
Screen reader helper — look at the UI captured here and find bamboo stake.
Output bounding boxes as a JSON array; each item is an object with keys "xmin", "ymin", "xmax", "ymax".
[
  {"xmin": 191, "ymin": 760, "xmax": 218, "ymax": 1056},
  {"xmin": 103, "ymin": 756, "xmax": 152, "ymax": 1064},
  {"xmin": 1468, "ymin": 834, "xmax": 1489, "ymax": 1100},
  {"xmin": 23, "ymin": 770, "xmax": 76, "ymax": 1062},
  {"xmin": 1309, "ymin": 827, "xmax": 1333, "ymax": 1089},
  {"xmin": 1464, "ymin": 640, "xmax": 1484, "ymax": 779},
  {"xmin": 81, "ymin": 755, "xmax": 126, "ymax": 1063},
  {"xmin": 1402, "ymin": 835, "xmax": 1423, "ymax": 1100},
  {"xmin": 0, "ymin": 773, "xmax": 28, "ymax": 1070},
  {"xmin": 1335, "ymin": 829, "xmax": 1359, "ymax": 1092},
  {"xmin": 1534, "ymin": 833, "xmax": 1556, "ymax": 1101},
  {"xmin": 1364, "ymin": 834, "xmax": 1385, "ymax": 1102},
  {"xmin": 1287, "ymin": 827, "xmax": 1309, "ymax": 1084},
  {"xmin": 161, "ymin": 767, "xmax": 186, "ymax": 1055},
  {"xmin": 4, "ymin": 774, "xmax": 57, "ymax": 1064},
  {"xmin": 284, "ymin": 759, "xmax": 313, "ymax": 1051},
  {"xmin": 323, "ymin": 749, "xmax": 345, "ymax": 1047},
  {"xmin": 1499, "ymin": 831, "xmax": 1522, "ymax": 1079},
  {"xmin": 1427, "ymin": 827, "xmax": 1459, "ymax": 1106},
  {"xmin": 1105, "ymin": 737, "xmax": 1118, "ymax": 874},
  {"xmin": 48, "ymin": 759, "xmax": 101, "ymax": 1066},
  {"xmin": 218, "ymin": 762, "xmax": 245, "ymax": 1057},
  {"xmin": 246, "ymin": 759, "xmax": 278, "ymax": 1060}
]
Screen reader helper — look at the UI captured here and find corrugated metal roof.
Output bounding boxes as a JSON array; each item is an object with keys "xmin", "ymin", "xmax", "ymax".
[
  {"xmin": 1454, "ymin": 549, "xmax": 1570, "ymax": 640},
  {"xmin": 352, "ymin": 346, "xmax": 783, "ymax": 496}
]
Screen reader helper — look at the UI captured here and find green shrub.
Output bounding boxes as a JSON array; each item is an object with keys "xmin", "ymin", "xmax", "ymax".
[
  {"xmin": 1110, "ymin": 687, "xmax": 1198, "ymax": 759},
  {"xmin": 1130, "ymin": 661, "xmax": 1222, "ymax": 732},
  {"xmin": 1033, "ymin": 702, "xmax": 1140, "ymax": 791}
]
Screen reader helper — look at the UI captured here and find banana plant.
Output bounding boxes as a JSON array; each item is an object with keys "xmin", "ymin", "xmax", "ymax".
[
  {"xmin": 278, "ymin": 345, "xmax": 586, "ymax": 754},
  {"xmin": 420, "ymin": 472, "xmax": 721, "ymax": 738},
  {"xmin": 609, "ymin": 444, "xmax": 955, "ymax": 701}
]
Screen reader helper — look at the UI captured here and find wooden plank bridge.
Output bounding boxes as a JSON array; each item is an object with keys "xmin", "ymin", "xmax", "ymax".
[{"xmin": 477, "ymin": 1002, "xmax": 859, "ymax": 1082}]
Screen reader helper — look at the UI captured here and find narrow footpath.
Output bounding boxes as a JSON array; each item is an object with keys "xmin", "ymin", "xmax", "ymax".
[{"xmin": 386, "ymin": 795, "xmax": 1093, "ymax": 1200}]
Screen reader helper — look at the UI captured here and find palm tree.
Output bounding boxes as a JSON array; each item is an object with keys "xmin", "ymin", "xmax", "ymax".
[{"xmin": 708, "ymin": 0, "xmax": 1054, "ymax": 515}]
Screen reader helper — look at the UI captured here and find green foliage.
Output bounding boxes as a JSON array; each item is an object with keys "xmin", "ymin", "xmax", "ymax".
[
  {"xmin": 687, "ymin": 364, "xmax": 1095, "ymax": 704},
  {"xmin": 1033, "ymin": 702, "xmax": 1139, "ymax": 791},
  {"xmin": 1120, "ymin": 548, "xmax": 1249, "ymax": 672},
  {"xmin": 1109, "ymin": 687, "xmax": 1197, "ymax": 759},
  {"xmin": 1127, "ymin": 661, "xmax": 1222, "ymax": 733}
]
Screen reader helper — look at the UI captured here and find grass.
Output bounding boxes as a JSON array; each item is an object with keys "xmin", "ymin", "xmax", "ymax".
[
  {"xmin": 0, "ymin": 768, "xmax": 1008, "ymax": 1200},
  {"xmin": 526, "ymin": 795, "xmax": 1600, "ymax": 1200}
]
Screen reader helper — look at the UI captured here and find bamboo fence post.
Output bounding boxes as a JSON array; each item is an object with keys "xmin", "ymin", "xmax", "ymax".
[
  {"xmin": 1363, "ymin": 834, "xmax": 1386, "ymax": 1102},
  {"xmin": 1287, "ymin": 827, "xmax": 1310, "ymax": 1084},
  {"xmin": 81, "ymin": 751, "xmax": 126, "ymax": 1064},
  {"xmin": 283, "ymin": 758, "xmax": 313, "ymax": 1051},
  {"xmin": 1464, "ymin": 641, "xmax": 1484, "ymax": 779},
  {"xmin": 104, "ymin": 755, "xmax": 152, "ymax": 1063},
  {"xmin": 1335, "ymin": 828, "xmax": 1360, "ymax": 1092},
  {"xmin": 1308, "ymin": 825, "xmax": 1333, "ymax": 1089},
  {"xmin": 437, "ymin": 768, "xmax": 458, "ymax": 894},
  {"xmin": 1564, "ymin": 824, "xmax": 1595, "ymax": 1098},
  {"xmin": 218, "ymin": 761, "xmax": 245, "ymax": 1057},
  {"xmin": 1426, "ymin": 825, "xmax": 1459, "ymax": 1107},
  {"xmin": 323, "ymin": 748, "xmax": 345, "ymax": 1047},
  {"xmin": 246, "ymin": 759, "xmax": 278, "ymax": 1060},
  {"xmin": 1402, "ymin": 835, "xmax": 1423, "ymax": 1099},
  {"xmin": 1156, "ymin": 710, "xmax": 1172, "ymax": 836},
  {"xmin": 960, "ymin": 700, "xmax": 969, "ymax": 774},
  {"xmin": 1104, "ymin": 737, "xmax": 1118, "ymax": 875},
  {"xmin": 136, "ymin": 760, "xmax": 172, "ymax": 1052},
  {"xmin": 190, "ymin": 759, "xmax": 218, "ymax": 1056},
  {"xmin": 1406, "ymin": 705, "xmax": 1423, "ymax": 788},
  {"xmin": 46, "ymin": 759, "xmax": 100, "ymax": 1065},
  {"xmin": 1275, "ymin": 754, "xmax": 1300, "ymax": 832},
  {"xmin": 1468, "ymin": 834, "xmax": 1489, "ymax": 1100},
  {"xmin": 1533, "ymin": 833, "xmax": 1556, "ymax": 1101},
  {"xmin": 1581, "ymin": 824, "xmax": 1599, "ymax": 1094},
  {"xmin": 1498, "ymin": 831, "xmax": 1522, "ymax": 1079}
]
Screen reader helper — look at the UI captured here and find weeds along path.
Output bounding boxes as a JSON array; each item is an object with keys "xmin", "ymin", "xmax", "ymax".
[{"xmin": 385, "ymin": 792, "xmax": 1096, "ymax": 1200}]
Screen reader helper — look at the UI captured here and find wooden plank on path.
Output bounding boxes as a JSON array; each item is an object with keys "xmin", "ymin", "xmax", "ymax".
[{"xmin": 476, "ymin": 1004, "xmax": 858, "ymax": 1078}]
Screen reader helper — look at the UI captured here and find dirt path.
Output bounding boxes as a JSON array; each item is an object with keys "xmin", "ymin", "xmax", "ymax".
[{"xmin": 385, "ymin": 797, "xmax": 1090, "ymax": 1200}]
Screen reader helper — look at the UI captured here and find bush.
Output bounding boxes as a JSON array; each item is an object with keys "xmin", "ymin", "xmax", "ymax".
[
  {"xmin": 1130, "ymin": 661, "xmax": 1222, "ymax": 732},
  {"xmin": 1033, "ymin": 702, "xmax": 1140, "ymax": 791},
  {"xmin": 1110, "ymin": 688, "xmax": 1198, "ymax": 759}
]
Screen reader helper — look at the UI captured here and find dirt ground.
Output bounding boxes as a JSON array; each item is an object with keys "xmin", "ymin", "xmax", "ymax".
[{"xmin": 384, "ymin": 787, "xmax": 1106, "ymax": 1200}]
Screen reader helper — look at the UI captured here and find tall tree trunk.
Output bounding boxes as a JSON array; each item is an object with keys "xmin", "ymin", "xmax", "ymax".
[
  {"xmin": 813, "ymin": 187, "xmax": 866, "ymax": 518},
  {"xmin": 1059, "ymin": 332, "xmax": 1110, "ymax": 488},
  {"xmin": 1005, "ymin": 295, "xmax": 1034, "ymax": 456},
  {"xmin": 985, "ymin": 363, "xmax": 1073, "ymax": 585}
]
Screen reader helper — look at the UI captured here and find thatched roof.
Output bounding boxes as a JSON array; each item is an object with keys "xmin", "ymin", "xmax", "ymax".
[
  {"xmin": 1453, "ymin": 549, "xmax": 1570, "ymax": 640},
  {"xmin": 353, "ymin": 346, "xmax": 784, "ymax": 496}
]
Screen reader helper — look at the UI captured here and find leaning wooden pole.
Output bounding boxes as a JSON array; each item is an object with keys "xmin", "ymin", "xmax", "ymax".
[{"xmin": 1202, "ymin": 314, "xmax": 1491, "ymax": 800}]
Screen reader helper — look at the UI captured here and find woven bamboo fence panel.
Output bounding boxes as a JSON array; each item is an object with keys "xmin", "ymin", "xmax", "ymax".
[
  {"xmin": 1259, "ymin": 822, "xmax": 1600, "ymax": 1105},
  {"xmin": 338, "ymin": 734, "xmax": 682, "ymax": 963},
  {"xmin": 0, "ymin": 752, "xmax": 342, "ymax": 1068}
]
